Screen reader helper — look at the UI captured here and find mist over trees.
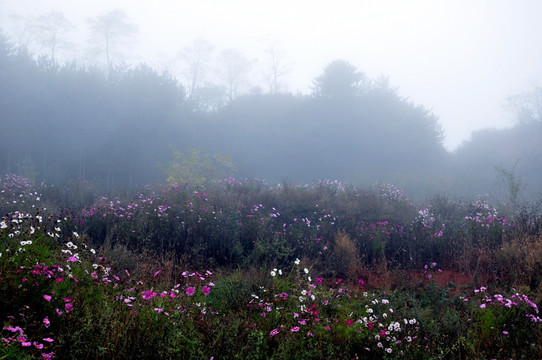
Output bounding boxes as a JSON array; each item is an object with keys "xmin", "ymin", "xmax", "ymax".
[{"xmin": 1, "ymin": 20, "xmax": 541, "ymax": 201}]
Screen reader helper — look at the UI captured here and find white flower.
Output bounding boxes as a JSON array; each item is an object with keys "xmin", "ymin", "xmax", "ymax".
[
  {"xmin": 382, "ymin": 299, "xmax": 389, "ymax": 304},
  {"xmin": 270, "ymin": 270, "xmax": 276, "ymax": 277},
  {"xmin": 278, "ymin": 269, "xmax": 282, "ymax": 275},
  {"xmin": 90, "ymin": 248, "xmax": 96, "ymax": 254},
  {"xmin": 73, "ymin": 232, "xmax": 79, "ymax": 238},
  {"xmin": 367, "ymin": 308, "xmax": 373, "ymax": 314},
  {"xmin": 304, "ymin": 268, "xmax": 309, "ymax": 274},
  {"xmin": 295, "ymin": 258, "xmax": 300, "ymax": 265}
]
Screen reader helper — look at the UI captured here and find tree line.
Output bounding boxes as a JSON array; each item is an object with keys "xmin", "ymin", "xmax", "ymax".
[{"xmin": 1, "ymin": 28, "xmax": 541, "ymax": 202}]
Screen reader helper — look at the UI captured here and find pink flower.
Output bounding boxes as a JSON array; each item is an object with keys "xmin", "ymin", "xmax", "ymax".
[
  {"xmin": 291, "ymin": 326, "xmax": 300, "ymax": 332},
  {"xmin": 141, "ymin": 290, "xmax": 158, "ymax": 300},
  {"xmin": 270, "ymin": 328, "xmax": 279, "ymax": 336},
  {"xmin": 56, "ymin": 308, "xmax": 63, "ymax": 316},
  {"xmin": 67, "ymin": 256, "xmax": 78, "ymax": 262},
  {"xmin": 43, "ymin": 294, "xmax": 52, "ymax": 302},
  {"xmin": 186, "ymin": 286, "xmax": 196, "ymax": 296},
  {"xmin": 21, "ymin": 341, "xmax": 31, "ymax": 347},
  {"xmin": 34, "ymin": 342, "xmax": 44, "ymax": 349},
  {"xmin": 202, "ymin": 286, "xmax": 211, "ymax": 296},
  {"xmin": 153, "ymin": 270, "xmax": 161, "ymax": 277},
  {"xmin": 346, "ymin": 319, "xmax": 353, "ymax": 327},
  {"xmin": 43, "ymin": 338, "xmax": 54, "ymax": 343},
  {"xmin": 65, "ymin": 303, "xmax": 73, "ymax": 312},
  {"xmin": 43, "ymin": 317, "xmax": 50, "ymax": 328}
]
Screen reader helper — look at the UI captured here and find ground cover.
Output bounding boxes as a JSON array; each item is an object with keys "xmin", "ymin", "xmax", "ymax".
[{"xmin": 1, "ymin": 174, "xmax": 541, "ymax": 359}]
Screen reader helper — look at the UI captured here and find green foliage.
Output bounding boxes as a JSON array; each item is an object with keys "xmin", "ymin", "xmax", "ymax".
[
  {"xmin": 495, "ymin": 159, "xmax": 526, "ymax": 213},
  {"xmin": 163, "ymin": 147, "xmax": 235, "ymax": 187}
]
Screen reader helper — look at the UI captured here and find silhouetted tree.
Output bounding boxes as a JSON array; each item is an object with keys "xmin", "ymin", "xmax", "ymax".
[
  {"xmin": 33, "ymin": 11, "xmax": 75, "ymax": 65},
  {"xmin": 312, "ymin": 59, "xmax": 366, "ymax": 99},
  {"xmin": 87, "ymin": 9, "xmax": 138, "ymax": 76},
  {"xmin": 216, "ymin": 48, "xmax": 253, "ymax": 101}
]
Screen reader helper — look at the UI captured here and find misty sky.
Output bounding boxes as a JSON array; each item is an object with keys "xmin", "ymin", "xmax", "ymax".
[{"xmin": 1, "ymin": 0, "xmax": 541, "ymax": 151}]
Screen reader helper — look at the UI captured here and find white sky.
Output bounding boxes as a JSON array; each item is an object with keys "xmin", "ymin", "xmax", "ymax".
[{"xmin": 2, "ymin": 0, "xmax": 541, "ymax": 150}]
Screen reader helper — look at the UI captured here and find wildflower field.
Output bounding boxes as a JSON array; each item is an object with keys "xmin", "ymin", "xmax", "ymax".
[{"xmin": 1, "ymin": 174, "xmax": 541, "ymax": 359}]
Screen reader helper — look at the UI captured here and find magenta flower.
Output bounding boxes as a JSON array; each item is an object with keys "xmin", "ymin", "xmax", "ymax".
[
  {"xmin": 269, "ymin": 328, "xmax": 279, "ymax": 336},
  {"xmin": 43, "ymin": 338, "xmax": 54, "ymax": 342},
  {"xmin": 141, "ymin": 290, "xmax": 158, "ymax": 300},
  {"xmin": 43, "ymin": 317, "xmax": 50, "ymax": 328},
  {"xmin": 291, "ymin": 326, "xmax": 300, "ymax": 332},
  {"xmin": 21, "ymin": 341, "xmax": 31, "ymax": 347},
  {"xmin": 34, "ymin": 342, "xmax": 44, "ymax": 349},
  {"xmin": 346, "ymin": 319, "xmax": 353, "ymax": 327},
  {"xmin": 56, "ymin": 308, "xmax": 63, "ymax": 316},
  {"xmin": 202, "ymin": 286, "xmax": 211, "ymax": 296},
  {"xmin": 65, "ymin": 303, "xmax": 73, "ymax": 312},
  {"xmin": 67, "ymin": 256, "xmax": 78, "ymax": 262},
  {"xmin": 153, "ymin": 270, "xmax": 161, "ymax": 277},
  {"xmin": 186, "ymin": 286, "xmax": 196, "ymax": 296},
  {"xmin": 43, "ymin": 294, "xmax": 52, "ymax": 302}
]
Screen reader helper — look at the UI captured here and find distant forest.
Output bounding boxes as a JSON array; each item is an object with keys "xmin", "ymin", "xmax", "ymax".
[{"xmin": 1, "ymin": 31, "xmax": 541, "ymax": 202}]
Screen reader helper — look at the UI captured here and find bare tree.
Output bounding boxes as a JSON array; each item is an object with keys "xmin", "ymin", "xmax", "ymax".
[
  {"xmin": 7, "ymin": 14, "xmax": 34, "ymax": 51},
  {"xmin": 263, "ymin": 40, "xmax": 291, "ymax": 94},
  {"xmin": 87, "ymin": 9, "xmax": 138, "ymax": 75},
  {"xmin": 216, "ymin": 48, "xmax": 253, "ymax": 101},
  {"xmin": 505, "ymin": 86, "xmax": 542, "ymax": 124},
  {"xmin": 33, "ymin": 11, "xmax": 75, "ymax": 65},
  {"xmin": 177, "ymin": 38, "xmax": 215, "ymax": 99}
]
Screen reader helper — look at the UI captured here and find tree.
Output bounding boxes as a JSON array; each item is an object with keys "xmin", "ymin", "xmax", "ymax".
[
  {"xmin": 87, "ymin": 9, "xmax": 138, "ymax": 75},
  {"xmin": 177, "ymin": 38, "xmax": 215, "ymax": 100},
  {"xmin": 216, "ymin": 48, "xmax": 252, "ymax": 101},
  {"xmin": 505, "ymin": 86, "xmax": 542, "ymax": 124},
  {"xmin": 312, "ymin": 59, "xmax": 366, "ymax": 99},
  {"xmin": 262, "ymin": 40, "xmax": 291, "ymax": 94},
  {"xmin": 7, "ymin": 14, "xmax": 34, "ymax": 51},
  {"xmin": 33, "ymin": 11, "xmax": 75, "ymax": 65},
  {"xmin": 163, "ymin": 148, "xmax": 234, "ymax": 186}
]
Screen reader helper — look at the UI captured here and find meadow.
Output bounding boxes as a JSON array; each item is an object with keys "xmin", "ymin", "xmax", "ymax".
[{"xmin": 1, "ymin": 174, "xmax": 541, "ymax": 359}]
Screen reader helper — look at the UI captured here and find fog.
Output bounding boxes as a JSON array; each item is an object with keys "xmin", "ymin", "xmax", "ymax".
[{"xmin": 1, "ymin": 0, "xmax": 541, "ymax": 200}]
